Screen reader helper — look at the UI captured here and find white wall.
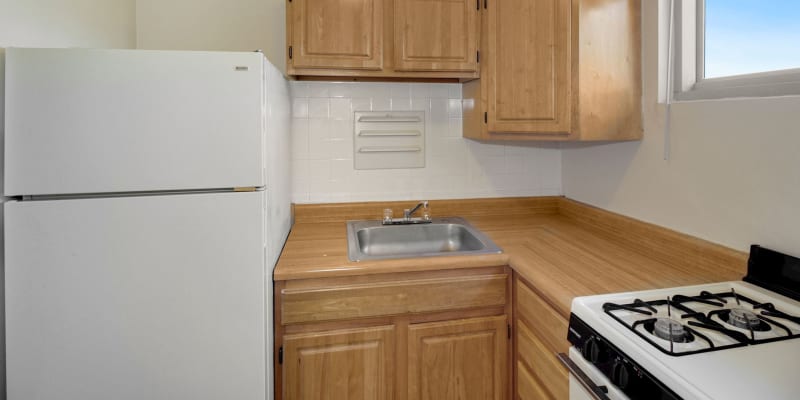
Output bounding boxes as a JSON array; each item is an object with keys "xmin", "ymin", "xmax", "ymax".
[
  {"xmin": 561, "ymin": 0, "xmax": 800, "ymax": 254},
  {"xmin": 0, "ymin": 0, "xmax": 136, "ymax": 49},
  {"xmin": 136, "ymin": 0, "xmax": 286, "ymax": 74},
  {"xmin": 290, "ymin": 81, "xmax": 562, "ymax": 203}
]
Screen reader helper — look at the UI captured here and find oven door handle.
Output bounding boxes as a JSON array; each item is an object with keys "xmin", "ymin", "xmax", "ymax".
[{"xmin": 557, "ymin": 353, "xmax": 611, "ymax": 400}]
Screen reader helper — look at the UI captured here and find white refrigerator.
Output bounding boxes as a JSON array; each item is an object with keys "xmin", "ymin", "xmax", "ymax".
[{"xmin": 3, "ymin": 48, "xmax": 290, "ymax": 400}]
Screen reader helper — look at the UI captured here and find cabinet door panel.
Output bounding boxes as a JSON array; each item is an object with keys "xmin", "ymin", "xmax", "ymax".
[
  {"xmin": 394, "ymin": 0, "xmax": 480, "ymax": 72},
  {"xmin": 283, "ymin": 326, "xmax": 395, "ymax": 400},
  {"xmin": 517, "ymin": 361, "xmax": 553, "ymax": 400},
  {"xmin": 290, "ymin": 0, "xmax": 384, "ymax": 70},
  {"xmin": 487, "ymin": 0, "xmax": 571, "ymax": 133},
  {"xmin": 516, "ymin": 321, "xmax": 568, "ymax": 399},
  {"xmin": 408, "ymin": 316, "xmax": 508, "ymax": 400}
]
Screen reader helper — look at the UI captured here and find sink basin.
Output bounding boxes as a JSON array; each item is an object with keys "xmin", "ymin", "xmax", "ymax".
[{"xmin": 346, "ymin": 217, "xmax": 503, "ymax": 261}]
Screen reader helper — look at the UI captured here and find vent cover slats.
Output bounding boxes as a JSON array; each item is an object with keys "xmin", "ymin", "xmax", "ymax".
[{"xmin": 354, "ymin": 111, "xmax": 425, "ymax": 170}]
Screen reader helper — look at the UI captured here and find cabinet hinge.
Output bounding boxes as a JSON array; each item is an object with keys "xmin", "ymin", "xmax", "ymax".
[
  {"xmin": 484, "ymin": 112, "xmax": 488, "ymax": 124},
  {"xmin": 278, "ymin": 346, "xmax": 284, "ymax": 364},
  {"xmin": 288, "ymin": 46, "xmax": 293, "ymax": 59},
  {"xmin": 477, "ymin": 50, "xmax": 480, "ymax": 63},
  {"xmin": 507, "ymin": 324, "xmax": 512, "ymax": 339}
]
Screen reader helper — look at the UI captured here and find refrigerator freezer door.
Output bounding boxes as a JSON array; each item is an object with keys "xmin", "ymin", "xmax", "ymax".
[
  {"xmin": 5, "ymin": 192, "xmax": 267, "ymax": 400},
  {"xmin": 5, "ymin": 48, "xmax": 264, "ymax": 196}
]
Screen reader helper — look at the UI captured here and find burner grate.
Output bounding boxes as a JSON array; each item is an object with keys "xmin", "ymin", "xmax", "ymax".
[{"xmin": 603, "ymin": 288, "xmax": 800, "ymax": 356}]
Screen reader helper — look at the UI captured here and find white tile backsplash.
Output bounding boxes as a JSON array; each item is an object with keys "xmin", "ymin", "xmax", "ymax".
[{"xmin": 290, "ymin": 81, "xmax": 562, "ymax": 203}]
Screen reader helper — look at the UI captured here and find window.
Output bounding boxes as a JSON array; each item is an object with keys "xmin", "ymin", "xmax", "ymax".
[{"xmin": 672, "ymin": 0, "xmax": 800, "ymax": 100}]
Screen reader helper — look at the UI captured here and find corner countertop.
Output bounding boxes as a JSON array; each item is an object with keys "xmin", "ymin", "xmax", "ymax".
[{"xmin": 274, "ymin": 198, "xmax": 747, "ymax": 319}]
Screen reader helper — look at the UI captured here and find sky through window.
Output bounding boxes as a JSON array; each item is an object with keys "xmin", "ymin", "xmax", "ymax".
[{"xmin": 705, "ymin": 0, "xmax": 800, "ymax": 78}]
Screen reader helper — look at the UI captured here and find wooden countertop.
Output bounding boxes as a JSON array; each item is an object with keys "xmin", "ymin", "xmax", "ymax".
[{"xmin": 274, "ymin": 197, "xmax": 747, "ymax": 319}]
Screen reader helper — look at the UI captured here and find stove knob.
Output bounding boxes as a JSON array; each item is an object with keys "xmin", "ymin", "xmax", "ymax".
[
  {"xmin": 611, "ymin": 360, "xmax": 630, "ymax": 389},
  {"xmin": 582, "ymin": 337, "xmax": 604, "ymax": 363}
]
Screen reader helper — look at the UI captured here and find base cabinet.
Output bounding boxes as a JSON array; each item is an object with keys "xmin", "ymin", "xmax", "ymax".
[
  {"xmin": 275, "ymin": 267, "xmax": 512, "ymax": 400},
  {"xmin": 277, "ymin": 268, "xmax": 572, "ymax": 400},
  {"xmin": 514, "ymin": 275, "xmax": 570, "ymax": 399},
  {"xmin": 517, "ymin": 361, "xmax": 553, "ymax": 400},
  {"xmin": 408, "ymin": 316, "xmax": 508, "ymax": 400},
  {"xmin": 283, "ymin": 326, "xmax": 396, "ymax": 400}
]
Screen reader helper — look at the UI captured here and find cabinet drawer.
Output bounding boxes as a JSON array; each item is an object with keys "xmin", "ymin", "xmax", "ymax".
[
  {"xmin": 282, "ymin": 273, "xmax": 508, "ymax": 324},
  {"xmin": 516, "ymin": 320, "xmax": 568, "ymax": 400},
  {"xmin": 516, "ymin": 278, "xmax": 569, "ymax": 352}
]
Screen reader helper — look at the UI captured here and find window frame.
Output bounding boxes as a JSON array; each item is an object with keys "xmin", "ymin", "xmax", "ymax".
[{"xmin": 673, "ymin": 0, "xmax": 800, "ymax": 101}]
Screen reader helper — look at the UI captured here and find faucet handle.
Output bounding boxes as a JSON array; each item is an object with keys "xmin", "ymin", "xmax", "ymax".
[
  {"xmin": 422, "ymin": 202, "xmax": 431, "ymax": 221},
  {"xmin": 383, "ymin": 208, "xmax": 393, "ymax": 223}
]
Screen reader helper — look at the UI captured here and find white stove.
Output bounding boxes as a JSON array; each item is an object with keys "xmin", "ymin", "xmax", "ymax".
[{"xmin": 564, "ymin": 246, "xmax": 800, "ymax": 400}]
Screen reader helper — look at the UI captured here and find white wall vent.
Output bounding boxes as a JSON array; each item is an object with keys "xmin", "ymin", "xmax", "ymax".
[{"xmin": 353, "ymin": 111, "xmax": 425, "ymax": 170}]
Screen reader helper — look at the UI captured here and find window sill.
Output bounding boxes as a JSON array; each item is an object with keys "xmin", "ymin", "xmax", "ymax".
[{"xmin": 675, "ymin": 68, "xmax": 800, "ymax": 101}]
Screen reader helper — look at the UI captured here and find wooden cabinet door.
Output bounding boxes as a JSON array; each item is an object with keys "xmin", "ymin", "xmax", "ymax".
[
  {"xmin": 394, "ymin": 0, "xmax": 480, "ymax": 72},
  {"xmin": 289, "ymin": 0, "xmax": 384, "ymax": 71},
  {"xmin": 487, "ymin": 0, "xmax": 572, "ymax": 134},
  {"xmin": 516, "ymin": 321, "xmax": 568, "ymax": 399},
  {"xmin": 515, "ymin": 277, "xmax": 569, "ymax": 399},
  {"xmin": 283, "ymin": 325, "xmax": 395, "ymax": 400},
  {"xmin": 408, "ymin": 316, "xmax": 508, "ymax": 400},
  {"xmin": 517, "ymin": 361, "xmax": 553, "ymax": 400}
]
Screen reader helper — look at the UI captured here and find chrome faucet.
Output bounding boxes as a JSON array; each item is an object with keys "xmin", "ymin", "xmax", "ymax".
[
  {"xmin": 404, "ymin": 201, "xmax": 429, "ymax": 221},
  {"xmin": 382, "ymin": 201, "xmax": 432, "ymax": 225}
]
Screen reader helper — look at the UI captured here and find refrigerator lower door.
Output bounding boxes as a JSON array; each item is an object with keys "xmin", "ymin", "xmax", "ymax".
[
  {"xmin": 5, "ymin": 192, "xmax": 267, "ymax": 400},
  {"xmin": 4, "ymin": 48, "xmax": 265, "ymax": 196}
]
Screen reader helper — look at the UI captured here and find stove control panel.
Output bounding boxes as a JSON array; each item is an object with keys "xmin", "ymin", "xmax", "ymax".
[{"xmin": 568, "ymin": 314, "xmax": 682, "ymax": 400}]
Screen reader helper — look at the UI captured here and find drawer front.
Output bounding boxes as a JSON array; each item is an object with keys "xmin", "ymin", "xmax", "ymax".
[
  {"xmin": 516, "ymin": 278, "xmax": 569, "ymax": 352},
  {"xmin": 283, "ymin": 274, "xmax": 508, "ymax": 324},
  {"xmin": 516, "ymin": 320, "xmax": 568, "ymax": 399}
]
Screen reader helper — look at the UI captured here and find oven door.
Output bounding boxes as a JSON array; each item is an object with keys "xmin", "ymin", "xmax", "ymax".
[{"xmin": 558, "ymin": 347, "xmax": 629, "ymax": 400}]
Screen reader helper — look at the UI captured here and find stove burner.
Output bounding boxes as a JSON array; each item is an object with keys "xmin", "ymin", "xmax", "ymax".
[
  {"xmin": 603, "ymin": 288, "xmax": 800, "ymax": 356},
  {"xmin": 650, "ymin": 318, "xmax": 693, "ymax": 343},
  {"xmin": 726, "ymin": 308, "xmax": 770, "ymax": 332}
]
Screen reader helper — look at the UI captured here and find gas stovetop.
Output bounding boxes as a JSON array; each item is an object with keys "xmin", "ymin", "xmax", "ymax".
[
  {"xmin": 568, "ymin": 246, "xmax": 800, "ymax": 400},
  {"xmin": 602, "ymin": 287, "xmax": 800, "ymax": 356}
]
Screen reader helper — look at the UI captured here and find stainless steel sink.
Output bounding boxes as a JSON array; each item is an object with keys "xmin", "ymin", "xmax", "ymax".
[{"xmin": 346, "ymin": 217, "xmax": 503, "ymax": 261}]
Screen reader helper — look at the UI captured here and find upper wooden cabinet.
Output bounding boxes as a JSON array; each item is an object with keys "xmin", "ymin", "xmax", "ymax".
[
  {"xmin": 488, "ymin": 0, "xmax": 571, "ymax": 134},
  {"xmin": 287, "ymin": 0, "xmax": 480, "ymax": 79},
  {"xmin": 288, "ymin": 0, "xmax": 384, "ymax": 71},
  {"xmin": 394, "ymin": 0, "xmax": 480, "ymax": 72},
  {"xmin": 464, "ymin": 0, "xmax": 643, "ymax": 141}
]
